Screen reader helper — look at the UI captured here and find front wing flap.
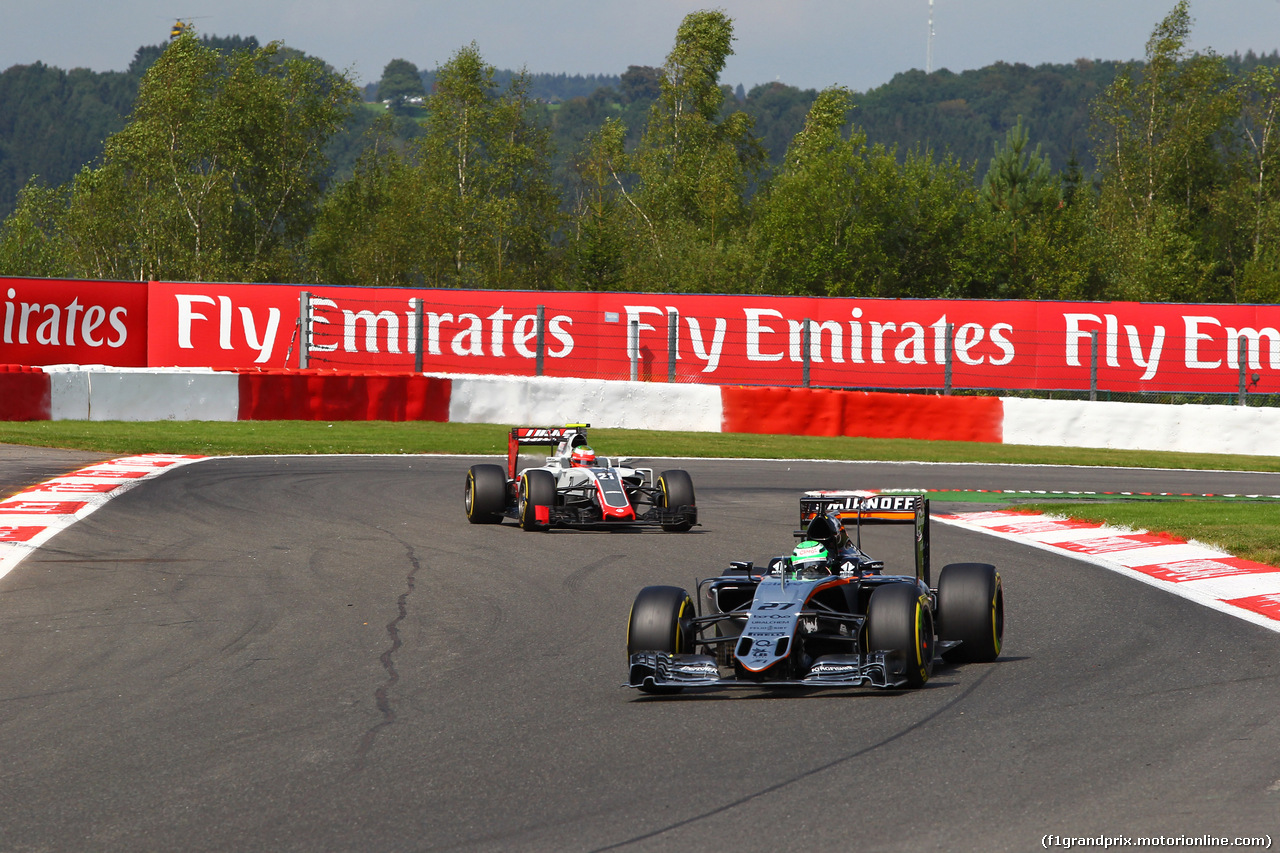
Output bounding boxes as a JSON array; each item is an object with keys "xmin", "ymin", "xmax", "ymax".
[
  {"xmin": 626, "ymin": 651, "xmax": 904, "ymax": 690},
  {"xmin": 538, "ymin": 504, "xmax": 696, "ymax": 529}
]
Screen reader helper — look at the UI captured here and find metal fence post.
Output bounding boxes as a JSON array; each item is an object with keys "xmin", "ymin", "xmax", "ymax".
[
  {"xmin": 667, "ymin": 309, "xmax": 678, "ymax": 383},
  {"xmin": 629, "ymin": 319, "xmax": 639, "ymax": 381},
  {"xmin": 535, "ymin": 305, "xmax": 545, "ymax": 377},
  {"xmin": 943, "ymin": 322, "xmax": 953, "ymax": 396},
  {"xmin": 802, "ymin": 318, "xmax": 811, "ymax": 388},
  {"xmin": 1090, "ymin": 331, "xmax": 1098, "ymax": 402},
  {"xmin": 298, "ymin": 291, "xmax": 311, "ymax": 369},
  {"xmin": 1239, "ymin": 336, "xmax": 1248, "ymax": 406},
  {"xmin": 413, "ymin": 298, "xmax": 424, "ymax": 373}
]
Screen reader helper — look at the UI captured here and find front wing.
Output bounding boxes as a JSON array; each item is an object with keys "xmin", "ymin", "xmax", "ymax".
[
  {"xmin": 626, "ymin": 651, "xmax": 905, "ymax": 690},
  {"xmin": 511, "ymin": 503, "xmax": 696, "ymax": 529}
]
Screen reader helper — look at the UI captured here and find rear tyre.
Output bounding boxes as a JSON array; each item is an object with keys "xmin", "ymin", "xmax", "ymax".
[
  {"xmin": 627, "ymin": 585, "xmax": 696, "ymax": 694},
  {"xmin": 464, "ymin": 464, "xmax": 507, "ymax": 524},
  {"xmin": 518, "ymin": 469, "xmax": 556, "ymax": 531},
  {"xmin": 866, "ymin": 582, "xmax": 933, "ymax": 688},
  {"xmin": 937, "ymin": 562, "xmax": 1003, "ymax": 662},
  {"xmin": 658, "ymin": 469, "xmax": 697, "ymax": 532}
]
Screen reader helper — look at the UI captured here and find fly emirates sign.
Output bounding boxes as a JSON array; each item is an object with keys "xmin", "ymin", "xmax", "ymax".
[{"xmin": 16, "ymin": 281, "xmax": 1271, "ymax": 395}]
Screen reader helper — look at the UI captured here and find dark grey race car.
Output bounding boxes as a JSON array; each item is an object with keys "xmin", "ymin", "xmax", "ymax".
[{"xmin": 626, "ymin": 490, "xmax": 1003, "ymax": 693}]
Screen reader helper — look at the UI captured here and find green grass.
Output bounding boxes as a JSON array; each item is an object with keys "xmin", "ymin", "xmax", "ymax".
[
  {"xmin": 3, "ymin": 420, "xmax": 1280, "ymax": 471},
  {"xmin": 2, "ymin": 420, "xmax": 1278, "ymax": 566}
]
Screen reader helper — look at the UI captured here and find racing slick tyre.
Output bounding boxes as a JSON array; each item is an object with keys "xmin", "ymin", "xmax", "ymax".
[
  {"xmin": 866, "ymin": 582, "xmax": 934, "ymax": 688},
  {"xmin": 464, "ymin": 464, "xmax": 508, "ymax": 524},
  {"xmin": 518, "ymin": 469, "xmax": 556, "ymax": 532},
  {"xmin": 627, "ymin": 585, "xmax": 696, "ymax": 695},
  {"xmin": 936, "ymin": 562, "xmax": 1003, "ymax": 663},
  {"xmin": 657, "ymin": 469, "xmax": 697, "ymax": 532}
]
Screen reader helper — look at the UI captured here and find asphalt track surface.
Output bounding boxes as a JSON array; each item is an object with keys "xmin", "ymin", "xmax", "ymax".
[{"xmin": 1, "ymin": 449, "xmax": 1278, "ymax": 852}]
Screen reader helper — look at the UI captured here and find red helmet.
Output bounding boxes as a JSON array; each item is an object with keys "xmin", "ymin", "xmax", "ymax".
[{"xmin": 571, "ymin": 445, "xmax": 597, "ymax": 467}]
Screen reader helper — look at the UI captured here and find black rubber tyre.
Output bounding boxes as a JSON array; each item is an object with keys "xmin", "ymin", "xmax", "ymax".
[
  {"xmin": 627, "ymin": 585, "xmax": 695, "ymax": 695},
  {"xmin": 658, "ymin": 469, "xmax": 697, "ymax": 532},
  {"xmin": 464, "ymin": 464, "xmax": 508, "ymax": 524},
  {"xmin": 937, "ymin": 562, "xmax": 1003, "ymax": 663},
  {"xmin": 518, "ymin": 469, "xmax": 556, "ymax": 531},
  {"xmin": 866, "ymin": 582, "xmax": 934, "ymax": 688}
]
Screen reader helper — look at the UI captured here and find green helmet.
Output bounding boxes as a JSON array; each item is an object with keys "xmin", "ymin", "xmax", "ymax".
[{"xmin": 790, "ymin": 540, "xmax": 831, "ymax": 575}]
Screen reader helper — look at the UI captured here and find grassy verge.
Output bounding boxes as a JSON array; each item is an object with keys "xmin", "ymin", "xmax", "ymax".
[
  {"xmin": 2, "ymin": 420, "xmax": 1280, "ymax": 472},
  {"xmin": 1020, "ymin": 501, "xmax": 1280, "ymax": 568},
  {"xmin": 2, "ymin": 420, "xmax": 1277, "ymax": 566}
]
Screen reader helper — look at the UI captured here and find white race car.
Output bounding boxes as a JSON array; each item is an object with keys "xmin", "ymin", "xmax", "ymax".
[{"xmin": 464, "ymin": 425, "xmax": 698, "ymax": 532}]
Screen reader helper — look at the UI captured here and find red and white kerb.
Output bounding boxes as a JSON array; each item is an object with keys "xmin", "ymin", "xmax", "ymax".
[
  {"xmin": 937, "ymin": 509, "xmax": 1280, "ymax": 634},
  {"xmin": 0, "ymin": 455, "xmax": 205, "ymax": 579}
]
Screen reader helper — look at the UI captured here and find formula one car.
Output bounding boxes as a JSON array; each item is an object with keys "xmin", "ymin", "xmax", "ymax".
[
  {"xmin": 625, "ymin": 490, "xmax": 1003, "ymax": 693},
  {"xmin": 464, "ymin": 425, "xmax": 697, "ymax": 532}
]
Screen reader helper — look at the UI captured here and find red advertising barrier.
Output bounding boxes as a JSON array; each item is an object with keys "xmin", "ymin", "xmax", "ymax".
[
  {"xmin": 720, "ymin": 386, "xmax": 1003, "ymax": 442},
  {"xmin": 4, "ymin": 276, "xmax": 1278, "ymax": 398},
  {"xmin": 0, "ymin": 365, "xmax": 51, "ymax": 420},
  {"xmin": 2, "ymin": 278, "xmax": 148, "ymax": 366},
  {"xmin": 237, "ymin": 371, "xmax": 451, "ymax": 421}
]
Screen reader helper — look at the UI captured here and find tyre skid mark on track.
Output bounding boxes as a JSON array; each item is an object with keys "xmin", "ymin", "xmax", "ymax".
[
  {"xmin": 937, "ymin": 510, "xmax": 1280, "ymax": 634},
  {"xmin": 561, "ymin": 553, "xmax": 626, "ymax": 594},
  {"xmin": 0, "ymin": 455, "xmax": 206, "ymax": 580},
  {"xmin": 592, "ymin": 667, "xmax": 997, "ymax": 852},
  {"xmin": 353, "ymin": 538, "xmax": 420, "ymax": 771}
]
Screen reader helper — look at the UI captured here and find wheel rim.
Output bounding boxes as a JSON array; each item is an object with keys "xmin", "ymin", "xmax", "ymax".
[
  {"xmin": 916, "ymin": 600, "xmax": 931, "ymax": 673},
  {"xmin": 990, "ymin": 578, "xmax": 1004, "ymax": 654}
]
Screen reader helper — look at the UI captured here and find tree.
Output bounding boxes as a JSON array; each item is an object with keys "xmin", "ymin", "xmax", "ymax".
[
  {"xmin": 625, "ymin": 10, "xmax": 764, "ymax": 290},
  {"xmin": 60, "ymin": 30, "xmax": 359, "ymax": 283},
  {"xmin": 567, "ymin": 117, "xmax": 631, "ymax": 290},
  {"xmin": 307, "ymin": 119, "xmax": 429, "ymax": 287},
  {"xmin": 751, "ymin": 87, "xmax": 864, "ymax": 295},
  {"xmin": 0, "ymin": 179, "xmax": 69, "ymax": 277},
  {"xmin": 751, "ymin": 86, "xmax": 990, "ymax": 299},
  {"xmin": 983, "ymin": 117, "xmax": 1059, "ymax": 219},
  {"xmin": 414, "ymin": 43, "xmax": 559, "ymax": 289},
  {"xmin": 377, "ymin": 59, "xmax": 426, "ymax": 114},
  {"xmin": 1231, "ymin": 64, "xmax": 1280, "ymax": 301},
  {"xmin": 1090, "ymin": 0, "xmax": 1236, "ymax": 301}
]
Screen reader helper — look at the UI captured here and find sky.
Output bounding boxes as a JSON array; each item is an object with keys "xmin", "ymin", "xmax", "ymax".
[{"xmin": 4, "ymin": 1, "xmax": 1280, "ymax": 94}]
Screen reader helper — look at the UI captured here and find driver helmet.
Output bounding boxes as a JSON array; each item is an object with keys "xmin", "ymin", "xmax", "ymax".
[
  {"xmin": 571, "ymin": 445, "xmax": 597, "ymax": 467},
  {"xmin": 790, "ymin": 540, "xmax": 831, "ymax": 576},
  {"xmin": 805, "ymin": 512, "xmax": 846, "ymax": 552}
]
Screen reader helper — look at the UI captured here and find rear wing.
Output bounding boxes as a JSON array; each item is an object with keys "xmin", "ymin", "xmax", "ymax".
[
  {"xmin": 800, "ymin": 490, "xmax": 931, "ymax": 584},
  {"xmin": 507, "ymin": 424, "xmax": 589, "ymax": 479}
]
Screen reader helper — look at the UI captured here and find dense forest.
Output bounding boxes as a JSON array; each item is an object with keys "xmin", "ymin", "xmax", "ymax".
[{"xmin": 2, "ymin": 3, "xmax": 1279, "ymax": 306}]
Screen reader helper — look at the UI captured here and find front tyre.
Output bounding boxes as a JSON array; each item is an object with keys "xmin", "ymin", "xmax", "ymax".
[
  {"xmin": 937, "ymin": 562, "xmax": 1003, "ymax": 662},
  {"xmin": 867, "ymin": 582, "xmax": 934, "ymax": 688},
  {"xmin": 518, "ymin": 469, "xmax": 556, "ymax": 531},
  {"xmin": 658, "ymin": 469, "xmax": 697, "ymax": 532},
  {"xmin": 627, "ymin": 585, "xmax": 696, "ymax": 695},
  {"xmin": 464, "ymin": 464, "xmax": 508, "ymax": 524}
]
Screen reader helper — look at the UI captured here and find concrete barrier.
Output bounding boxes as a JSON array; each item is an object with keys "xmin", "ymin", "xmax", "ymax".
[
  {"xmin": 3, "ymin": 366, "xmax": 1278, "ymax": 458},
  {"xmin": 1000, "ymin": 397, "xmax": 1280, "ymax": 457},
  {"xmin": 446, "ymin": 374, "xmax": 723, "ymax": 432},
  {"xmin": 42, "ymin": 366, "xmax": 239, "ymax": 421}
]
